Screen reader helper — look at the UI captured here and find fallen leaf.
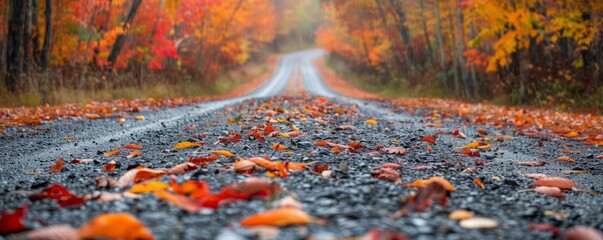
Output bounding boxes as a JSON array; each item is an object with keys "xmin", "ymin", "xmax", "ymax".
[
  {"xmin": 530, "ymin": 186, "xmax": 565, "ymax": 199},
  {"xmin": 372, "ymin": 168, "xmax": 402, "ymax": 184},
  {"xmin": 102, "ymin": 161, "xmax": 117, "ymax": 172},
  {"xmin": 212, "ymin": 150, "xmax": 235, "ymax": 157},
  {"xmin": 453, "ymin": 130, "xmax": 466, "ymax": 139},
  {"xmin": 271, "ymin": 143, "xmax": 287, "ymax": 151},
  {"xmin": 84, "ymin": 113, "xmax": 101, "ymax": 120},
  {"xmin": 70, "ymin": 159, "xmax": 94, "ymax": 164},
  {"xmin": 29, "ymin": 184, "xmax": 85, "ymax": 207},
  {"xmin": 381, "ymin": 163, "xmax": 401, "ymax": 170},
  {"xmin": 405, "ymin": 176, "xmax": 456, "ymax": 192},
  {"xmin": 104, "ymin": 150, "xmax": 121, "ymax": 157},
  {"xmin": 522, "ymin": 173, "xmax": 551, "ymax": 179},
  {"xmin": 477, "ymin": 128, "xmax": 488, "ymax": 135},
  {"xmin": 474, "ymin": 178, "xmax": 485, "ymax": 189},
  {"xmin": 127, "ymin": 150, "xmax": 142, "ymax": 159},
  {"xmin": 234, "ymin": 159, "xmax": 257, "ymax": 173},
  {"xmin": 335, "ymin": 125, "xmax": 355, "ymax": 131},
  {"xmin": 365, "ymin": 119, "xmax": 378, "ymax": 125},
  {"xmin": 563, "ymin": 226, "xmax": 603, "ymax": 240},
  {"xmin": 77, "ymin": 213, "xmax": 154, "ymax": 240},
  {"xmin": 565, "ymin": 131, "xmax": 578, "ymax": 138},
  {"xmin": 422, "ymin": 135, "xmax": 437, "ymax": 144},
  {"xmin": 135, "ymin": 115, "xmax": 145, "ymax": 121},
  {"xmin": 116, "ymin": 118, "xmax": 126, "ymax": 123},
  {"xmin": 50, "ymin": 158, "xmax": 65, "ymax": 173},
  {"xmin": 248, "ymin": 157, "xmax": 277, "ymax": 171},
  {"xmin": 528, "ymin": 223, "xmax": 561, "ymax": 236},
  {"xmin": 286, "ymin": 161, "xmax": 317, "ymax": 171},
  {"xmin": 531, "ymin": 177, "xmax": 578, "ymax": 190},
  {"xmin": 544, "ymin": 211, "xmax": 568, "ymax": 219},
  {"xmin": 449, "ymin": 210, "xmax": 474, "ymax": 220},
  {"xmin": 313, "ymin": 164, "xmax": 329, "ymax": 173},
  {"xmin": 240, "ymin": 208, "xmax": 311, "ymax": 227},
  {"xmin": 556, "ymin": 156, "xmax": 576, "ymax": 162},
  {"xmin": 123, "ymin": 143, "xmax": 143, "ymax": 150},
  {"xmin": 459, "ymin": 217, "xmax": 499, "ymax": 229},
  {"xmin": 0, "ymin": 205, "xmax": 27, "ymax": 234},
  {"xmin": 167, "ymin": 162, "xmax": 198, "ymax": 174},
  {"xmin": 460, "ymin": 141, "xmax": 488, "ymax": 149},
  {"xmin": 189, "ymin": 155, "xmax": 219, "ymax": 164},
  {"xmin": 562, "ymin": 170, "xmax": 588, "ymax": 175},
  {"xmin": 517, "ymin": 161, "xmax": 547, "ymax": 167},
  {"xmin": 128, "ymin": 181, "xmax": 170, "ymax": 194},
  {"xmin": 174, "ymin": 141, "xmax": 204, "ymax": 149},
  {"xmin": 380, "ymin": 147, "xmax": 407, "ymax": 155}
]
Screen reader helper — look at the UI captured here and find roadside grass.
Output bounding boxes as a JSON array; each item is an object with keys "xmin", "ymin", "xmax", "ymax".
[{"xmin": 0, "ymin": 57, "xmax": 272, "ymax": 108}]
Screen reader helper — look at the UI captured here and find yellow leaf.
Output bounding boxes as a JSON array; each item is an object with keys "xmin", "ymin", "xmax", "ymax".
[
  {"xmin": 174, "ymin": 141, "xmax": 204, "ymax": 149},
  {"xmin": 565, "ymin": 131, "xmax": 578, "ymax": 138},
  {"xmin": 135, "ymin": 116, "xmax": 145, "ymax": 121},
  {"xmin": 365, "ymin": 119, "xmax": 378, "ymax": 125},
  {"xmin": 128, "ymin": 181, "xmax": 169, "ymax": 194},
  {"xmin": 449, "ymin": 210, "xmax": 474, "ymax": 220},
  {"xmin": 211, "ymin": 150, "xmax": 235, "ymax": 157}
]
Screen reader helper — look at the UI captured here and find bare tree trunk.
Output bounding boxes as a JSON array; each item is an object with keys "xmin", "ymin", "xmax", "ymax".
[
  {"xmin": 1, "ymin": 0, "xmax": 9, "ymax": 75},
  {"xmin": 40, "ymin": 0, "xmax": 52, "ymax": 70},
  {"xmin": 6, "ymin": 0, "xmax": 26, "ymax": 92},
  {"xmin": 23, "ymin": 0, "xmax": 32, "ymax": 73},
  {"xmin": 107, "ymin": 0, "xmax": 142, "ymax": 69},
  {"xmin": 454, "ymin": 0, "xmax": 471, "ymax": 98},
  {"xmin": 434, "ymin": 0, "xmax": 449, "ymax": 91},
  {"xmin": 31, "ymin": 0, "xmax": 40, "ymax": 66},
  {"xmin": 419, "ymin": 0, "xmax": 433, "ymax": 65},
  {"xmin": 447, "ymin": 6, "xmax": 460, "ymax": 97},
  {"xmin": 388, "ymin": 0, "xmax": 414, "ymax": 69}
]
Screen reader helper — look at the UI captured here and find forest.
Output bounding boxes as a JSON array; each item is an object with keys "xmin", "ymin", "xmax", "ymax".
[
  {"xmin": 0, "ymin": 0, "xmax": 320, "ymax": 106},
  {"xmin": 317, "ymin": 0, "xmax": 603, "ymax": 111}
]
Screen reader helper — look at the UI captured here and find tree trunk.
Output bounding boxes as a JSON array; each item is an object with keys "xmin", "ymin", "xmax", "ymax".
[
  {"xmin": 454, "ymin": 0, "xmax": 471, "ymax": 98},
  {"xmin": 1, "ymin": 0, "xmax": 8, "ymax": 75},
  {"xmin": 107, "ymin": 0, "xmax": 142, "ymax": 69},
  {"xmin": 419, "ymin": 0, "xmax": 433, "ymax": 65},
  {"xmin": 434, "ymin": 0, "xmax": 449, "ymax": 91},
  {"xmin": 6, "ymin": 0, "xmax": 26, "ymax": 92},
  {"xmin": 31, "ymin": 0, "xmax": 40, "ymax": 66},
  {"xmin": 40, "ymin": 0, "xmax": 52, "ymax": 70},
  {"xmin": 388, "ymin": 0, "xmax": 414, "ymax": 70},
  {"xmin": 448, "ymin": 6, "xmax": 460, "ymax": 97},
  {"xmin": 375, "ymin": 0, "xmax": 403, "ymax": 70},
  {"xmin": 469, "ymin": 22, "xmax": 479, "ymax": 98},
  {"xmin": 23, "ymin": 0, "xmax": 32, "ymax": 73}
]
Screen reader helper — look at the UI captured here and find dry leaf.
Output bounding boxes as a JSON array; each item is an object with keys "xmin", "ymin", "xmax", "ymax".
[
  {"xmin": 123, "ymin": 143, "xmax": 143, "ymax": 150},
  {"xmin": 128, "ymin": 181, "xmax": 170, "ymax": 194},
  {"xmin": 563, "ymin": 226, "xmax": 603, "ymax": 240},
  {"xmin": 0, "ymin": 205, "xmax": 27, "ymax": 234},
  {"xmin": 50, "ymin": 158, "xmax": 65, "ymax": 173},
  {"xmin": 459, "ymin": 217, "xmax": 499, "ymax": 229},
  {"xmin": 271, "ymin": 143, "xmax": 287, "ymax": 151},
  {"xmin": 380, "ymin": 147, "xmax": 407, "ymax": 155},
  {"xmin": 531, "ymin": 177, "xmax": 578, "ymax": 190},
  {"xmin": 474, "ymin": 178, "xmax": 485, "ymax": 189},
  {"xmin": 449, "ymin": 210, "xmax": 474, "ymax": 220},
  {"xmin": 167, "ymin": 162, "xmax": 198, "ymax": 174},
  {"xmin": 189, "ymin": 155, "xmax": 219, "ymax": 164},
  {"xmin": 77, "ymin": 213, "xmax": 154, "ymax": 240},
  {"xmin": 248, "ymin": 157, "xmax": 277, "ymax": 171},
  {"xmin": 234, "ymin": 159, "xmax": 257, "ymax": 173},
  {"xmin": 135, "ymin": 115, "xmax": 145, "ymax": 121},
  {"xmin": 527, "ymin": 186, "xmax": 565, "ymax": 199},
  {"xmin": 556, "ymin": 156, "xmax": 576, "ymax": 162},
  {"xmin": 405, "ymin": 176, "xmax": 456, "ymax": 192},
  {"xmin": 517, "ymin": 161, "xmax": 547, "ymax": 167},
  {"xmin": 174, "ymin": 141, "xmax": 204, "ymax": 149},
  {"xmin": 104, "ymin": 150, "xmax": 121, "ymax": 157},
  {"xmin": 102, "ymin": 161, "xmax": 117, "ymax": 172},
  {"xmin": 212, "ymin": 150, "xmax": 235, "ymax": 157},
  {"xmin": 240, "ymin": 208, "xmax": 311, "ymax": 227},
  {"xmin": 127, "ymin": 150, "xmax": 142, "ymax": 159},
  {"xmin": 365, "ymin": 119, "xmax": 378, "ymax": 125},
  {"xmin": 372, "ymin": 168, "xmax": 402, "ymax": 185},
  {"xmin": 422, "ymin": 135, "xmax": 437, "ymax": 144},
  {"xmin": 29, "ymin": 184, "xmax": 85, "ymax": 207}
]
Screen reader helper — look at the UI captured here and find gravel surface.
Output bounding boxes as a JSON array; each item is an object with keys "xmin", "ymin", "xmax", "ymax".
[{"xmin": 1, "ymin": 50, "xmax": 602, "ymax": 240}]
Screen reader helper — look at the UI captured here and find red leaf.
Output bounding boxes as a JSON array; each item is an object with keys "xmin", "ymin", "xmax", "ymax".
[
  {"xmin": 528, "ymin": 223, "xmax": 561, "ymax": 235},
  {"xmin": 188, "ymin": 155, "xmax": 219, "ymax": 165},
  {"xmin": 29, "ymin": 184, "xmax": 85, "ymax": 207},
  {"xmin": 313, "ymin": 164, "xmax": 329, "ymax": 173},
  {"xmin": 0, "ymin": 205, "xmax": 28, "ymax": 234}
]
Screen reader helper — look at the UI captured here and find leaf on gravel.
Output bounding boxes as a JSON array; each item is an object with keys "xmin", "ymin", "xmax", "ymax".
[
  {"xmin": 174, "ymin": 141, "xmax": 204, "ymax": 149},
  {"xmin": 313, "ymin": 164, "xmax": 329, "ymax": 173},
  {"xmin": 562, "ymin": 170, "xmax": 588, "ymax": 175},
  {"xmin": 400, "ymin": 182, "xmax": 448, "ymax": 214},
  {"xmin": 123, "ymin": 143, "xmax": 143, "ymax": 150},
  {"xmin": 104, "ymin": 150, "xmax": 121, "ymax": 157},
  {"xmin": 240, "ymin": 208, "xmax": 311, "ymax": 227},
  {"xmin": 528, "ymin": 223, "xmax": 561, "ymax": 236},
  {"xmin": 521, "ymin": 173, "xmax": 551, "ymax": 179},
  {"xmin": 278, "ymin": 196, "xmax": 304, "ymax": 210},
  {"xmin": 372, "ymin": 168, "xmax": 402, "ymax": 185},
  {"xmin": 460, "ymin": 141, "xmax": 488, "ymax": 149},
  {"xmin": 24, "ymin": 225, "xmax": 78, "ymax": 240},
  {"xmin": 556, "ymin": 156, "xmax": 576, "ymax": 162},
  {"xmin": 70, "ymin": 159, "xmax": 94, "ymax": 164},
  {"xmin": 474, "ymin": 178, "xmax": 485, "ymax": 189},
  {"xmin": 517, "ymin": 161, "xmax": 547, "ymax": 167},
  {"xmin": 449, "ymin": 210, "xmax": 474, "ymax": 220},
  {"xmin": 0, "ymin": 205, "xmax": 27, "ymax": 234},
  {"xmin": 248, "ymin": 157, "xmax": 277, "ymax": 171},
  {"xmin": 212, "ymin": 150, "xmax": 235, "ymax": 157},
  {"xmin": 565, "ymin": 131, "xmax": 578, "ymax": 138},
  {"xmin": 84, "ymin": 113, "xmax": 101, "ymax": 119},
  {"xmin": 314, "ymin": 140, "xmax": 329, "ymax": 147},
  {"xmin": 171, "ymin": 179, "xmax": 212, "ymax": 198},
  {"xmin": 265, "ymin": 124, "xmax": 276, "ymax": 134},
  {"xmin": 127, "ymin": 150, "xmax": 142, "ymax": 159},
  {"xmin": 381, "ymin": 163, "xmax": 401, "ymax": 170},
  {"xmin": 453, "ymin": 130, "xmax": 466, "ymax": 139},
  {"xmin": 219, "ymin": 177, "xmax": 281, "ymax": 200},
  {"xmin": 77, "ymin": 213, "xmax": 154, "ymax": 240},
  {"xmin": 563, "ymin": 226, "xmax": 603, "ymax": 240},
  {"xmin": 29, "ymin": 184, "xmax": 85, "ymax": 207},
  {"xmin": 234, "ymin": 159, "xmax": 257, "ymax": 173},
  {"xmin": 50, "ymin": 158, "xmax": 65, "ymax": 173},
  {"xmin": 335, "ymin": 125, "xmax": 355, "ymax": 131},
  {"xmin": 532, "ymin": 186, "xmax": 565, "ymax": 199},
  {"xmin": 189, "ymin": 155, "xmax": 219, "ymax": 165},
  {"xmin": 271, "ymin": 143, "xmax": 287, "ymax": 151},
  {"xmin": 286, "ymin": 161, "xmax": 317, "ymax": 171},
  {"xmin": 135, "ymin": 115, "xmax": 145, "ymax": 121},
  {"xmin": 531, "ymin": 177, "xmax": 578, "ymax": 190},
  {"xmin": 128, "ymin": 181, "xmax": 169, "ymax": 194},
  {"xmin": 102, "ymin": 161, "xmax": 117, "ymax": 172},
  {"xmin": 460, "ymin": 149, "xmax": 480, "ymax": 157},
  {"xmin": 365, "ymin": 119, "xmax": 378, "ymax": 125},
  {"xmin": 167, "ymin": 162, "xmax": 198, "ymax": 174},
  {"xmin": 380, "ymin": 147, "xmax": 407, "ymax": 155},
  {"xmin": 544, "ymin": 211, "xmax": 568, "ymax": 219},
  {"xmin": 422, "ymin": 135, "xmax": 437, "ymax": 144},
  {"xmin": 405, "ymin": 177, "xmax": 456, "ymax": 192},
  {"xmin": 459, "ymin": 217, "xmax": 499, "ymax": 229}
]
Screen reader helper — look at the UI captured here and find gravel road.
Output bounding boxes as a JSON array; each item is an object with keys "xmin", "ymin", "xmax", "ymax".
[{"xmin": 1, "ymin": 49, "xmax": 602, "ymax": 240}]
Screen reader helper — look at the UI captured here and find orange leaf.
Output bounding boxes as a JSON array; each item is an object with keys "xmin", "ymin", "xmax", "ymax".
[
  {"xmin": 127, "ymin": 150, "xmax": 142, "ymax": 159},
  {"xmin": 133, "ymin": 168, "xmax": 167, "ymax": 184},
  {"xmin": 167, "ymin": 162, "xmax": 198, "ymax": 175},
  {"xmin": 405, "ymin": 176, "xmax": 456, "ymax": 192},
  {"xmin": 474, "ymin": 178, "xmax": 485, "ymax": 189},
  {"xmin": 331, "ymin": 147, "xmax": 340, "ymax": 153},
  {"xmin": 128, "ymin": 181, "xmax": 169, "ymax": 194},
  {"xmin": 271, "ymin": 143, "xmax": 287, "ymax": 151},
  {"xmin": 313, "ymin": 140, "xmax": 329, "ymax": 147},
  {"xmin": 286, "ymin": 161, "xmax": 317, "ymax": 171},
  {"xmin": 77, "ymin": 213, "xmax": 154, "ymax": 240},
  {"xmin": 240, "ymin": 208, "xmax": 311, "ymax": 227},
  {"xmin": 531, "ymin": 177, "xmax": 578, "ymax": 190},
  {"xmin": 174, "ymin": 141, "xmax": 204, "ymax": 149},
  {"xmin": 50, "ymin": 158, "xmax": 65, "ymax": 173},
  {"xmin": 365, "ymin": 119, "xmax": 378, "ymax": 125},
  {"xmin": 123, "ymin": 144, "xmax": 143, "ymax": 150},
  {"xmin": 422, "ymin": 135, "xmax": 437, "ymax": 144},
  {"xmin": 211, "ymin": 150, "xmax": 234, "ymax": 157},
  {"xmin": 84, "ymin": 113, "xmax": 101, "ymax": 120},
  {"xmin": 102, "ymin": 161, "xmax": 117, "ymax": 172},
  {"xmin": 556, "ymin": 156, "xmax": 575, "ymax": 162},
  {"xmin": 104, "ymin": 150, "xmax": 121, "ymax": 157},
  {"xmin": 189, "ymin": 155, "xmax": 220, "ymax": 164},
  {"xmin": 248, "ymin": 157, "xmax": 277, "ymax": 171}
]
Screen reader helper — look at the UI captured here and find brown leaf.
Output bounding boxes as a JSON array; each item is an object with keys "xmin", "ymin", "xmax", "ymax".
[
  {"xmin": 459, "ymin": 217, "xmax": 499, "ymax": 229},
  {"xmin": 335, "ymin": 125, "xmax": 355, "ymax": 131},
  {"xmin": 563, "ymin": 226, "xmax": 603, "ymax": 240},
  {"xmin": 556, "ymin": 156, "xmax": 576, "ymax": 162},
  {"xmin": 533, "ymin": 186, "xmax": 565, "ymax": 199},
  {"xmin": 531, "ymin": 177, "xmax": 578, "ymax": 190},
  {"xmin": 50, "ymin": 158, "xmax": 65, "ymax": 173},
  {"xmin": 372, "ymin": 168, "xmax": 402, "ymax": 185},
  {"xmin": 517, "ymin": 161, "xmax": 547, "ymax": 167},
  {"xmin": 127, "ymin": 150, "xmax": 142, "ymax": 159},
  {"xmin": 102, "ymin": 161, "xmax": 117, "ymax": 172},
  {"xmin": 167, "ymin": 162, "xmax": 198, "ymax": 175}
]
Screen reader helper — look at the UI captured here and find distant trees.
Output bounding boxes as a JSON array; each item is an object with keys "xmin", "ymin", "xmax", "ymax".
[{"xmin": 317, "ymin": 0, "xmax": 603, "ymax": 105}]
